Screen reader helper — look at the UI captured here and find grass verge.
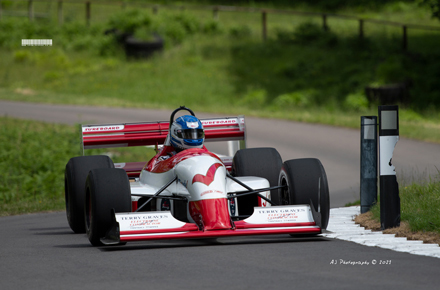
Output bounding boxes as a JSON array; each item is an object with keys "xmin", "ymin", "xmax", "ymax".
[
  {"xmin": 0, "ymin": 116, "xmax": 155, "ymax": 216},
  {"xmin": 0, "ymin": 117, "xmax": 77, "ymax": 216},
  {"xmin": 355, "ymin": 212, "xmax": 440, "ymax": 245},
  {"xmin": 354, "ymin": 179, "xmax": 440, "ymax": 245}
]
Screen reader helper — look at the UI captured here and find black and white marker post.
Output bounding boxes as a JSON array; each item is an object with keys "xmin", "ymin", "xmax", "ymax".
[
  {"xmin": 378, "ymin": 105, "xmax": 400, "ymax": 229},
  {"xmin": 360, "ymin": 116, "xmax": 377, "ymax": 214}
]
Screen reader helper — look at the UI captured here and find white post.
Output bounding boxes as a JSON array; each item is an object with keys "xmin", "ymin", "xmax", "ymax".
[{"xmin": 378, "ymin": 105, "xmax": 400, "ymax": 230}]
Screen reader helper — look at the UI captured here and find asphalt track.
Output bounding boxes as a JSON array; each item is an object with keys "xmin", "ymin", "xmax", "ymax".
[
  {"xmin": 1, "ymin": 212, "xmax": 440, "ymax": 290},
  {"xmin": 1, "ymin": 100, "xmax": 440, "ymax": 289}
]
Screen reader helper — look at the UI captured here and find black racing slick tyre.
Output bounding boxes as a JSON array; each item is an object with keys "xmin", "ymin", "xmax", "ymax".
[
  {"xmin": 85, "ymin": 168, "xmax": 131, "ymax": 246},
  {"xmin": 232, "ymin": 148, "xmax": 283, "ymax": 216},
  {"xmin": 278, "ymin": 158, "xmax": 330, "ymax": 230},
  {"xmin": 64, "ymin": 155, "xmax": 114, "ymax": 233}
]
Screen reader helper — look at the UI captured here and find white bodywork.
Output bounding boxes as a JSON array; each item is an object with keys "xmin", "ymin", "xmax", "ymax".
[{"xmin": 129, "ymin": 155, "xmax": 271, "ymax": 215}]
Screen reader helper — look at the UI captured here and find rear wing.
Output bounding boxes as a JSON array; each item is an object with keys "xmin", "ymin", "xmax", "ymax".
[{"xmin": 81, "ymin": 116, "xmax": 246, "ymax": 157}]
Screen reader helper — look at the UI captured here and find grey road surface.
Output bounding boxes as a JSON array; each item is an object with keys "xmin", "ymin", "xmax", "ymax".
[
  {"xmin": 1, "ymin": 212, "xmax": 440, "ymax": 290},
  {"xmin": 1, "ymin": 101, "xmax": 440, "ymax": 289},
  {"xmin": 1, "ymin": 100, "xmax": 439, "ymax": 207}
]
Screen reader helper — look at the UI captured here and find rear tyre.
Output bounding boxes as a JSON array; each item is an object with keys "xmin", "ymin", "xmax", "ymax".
[
  {"xmin": 232, "ymin": 148, "xmax": 282, "ymax": 216},
  {"xmin": 278, "ymin": 158, "xmax": 330, "ymax": 229},
  {"xmin": 85, "ymin": 168, "xmax": 131, "ymax": 246},
  {"xmin": 64, "ymin": 155, "xmax": 114, "ymax": 233}
]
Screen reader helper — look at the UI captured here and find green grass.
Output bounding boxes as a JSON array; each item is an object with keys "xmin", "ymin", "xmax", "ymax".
[
  {"xmin": 345, "ymin": 200, "xmax": 361, "ymax": 207},
  {"xmin": 400, "ymin": 181, "xmax": 440, "ymax": 233},
  {"xmin": 347, "ymin": 176, "xmax": 440, "ymax": 235},
  {"xmin": 0, "ymin": 116, "xmax": 156, "ymax": 216},
  {"xmin": 369, "ymin": 178, "xmax": 440, "ymax": 234},
  {"xmin": 0, "ymin": 117, "xmax": 77, "ymax": 216}
]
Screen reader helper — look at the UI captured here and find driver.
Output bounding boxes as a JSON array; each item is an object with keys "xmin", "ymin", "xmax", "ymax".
[
  {"xmin": 156, "ymin": 115, "xmax": 205, "ymax": 161},
  {"xmin": 169, "ymin": 115, "xmax": 205, "ymax": 152}
]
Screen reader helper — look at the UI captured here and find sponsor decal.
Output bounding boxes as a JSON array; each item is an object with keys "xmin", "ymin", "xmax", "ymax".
[
  {"xmin": 114, "ymin": 163, "xmax": 126, "ymax": 169},
  {"xmin": 257, "ymin": 208, "xmax": 306, "ymax": 214},
  {"xmin": 267, "ymin": 213, "xmax": 299, "ymax": 220},
  {"xmin": 119, "ymin": 214, "xmax": 170, "ymax": 221},
  {"xmin": 254, "ymin": 208, "xmax": 308, "ymax": 223},
  {"xmin": 186, "ymin": 121, "xmax": 199, "ymax": 128},
  {"xmin": 158, "ymin": 155, "xmax": 171, "ymax": 161},
  {"xmin": 119, "ymin": 214, "xmax": 170, "ymax": 230},
  {"xmin": 129, "ymin": 219, "xmax": 161, "ymax": 228},
  {"xmin": 192, "ymin": 163, "xmax": 223, "ymax": 186},
  {"xmin": 229, "ymin": 198, "xmax": 236, "ymax": 216},
  {"xmin": 243, "ymin": 206, "xmax": 313, "ymax": 225},
  {"xmin": 200, "ymin": 189, "xmax": 224, "ymax": 197},
  {"xmin": 161, "ymin": 199, "xmax": 171, "ymax": 211},
  {"xmin": 117, "ymin": 212, "xmax": 195, "ymax": 232},
  {"xmin": 202, "ymin": 119, "xmax": 238, "ymax": 126},
  {"xmin": 82, "ymin": 125, "xmax": 124, "ymax": 132}
]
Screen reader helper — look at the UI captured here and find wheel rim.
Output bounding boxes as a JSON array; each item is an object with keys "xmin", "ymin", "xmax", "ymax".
[{"xmin": 279, "ymin": 173, "xmax": 290, "ymax": 205}]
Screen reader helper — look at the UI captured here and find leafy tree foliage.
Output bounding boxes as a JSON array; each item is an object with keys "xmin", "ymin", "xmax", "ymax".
[{"xmin": 419, "ymin": 0, "xmax": 440, "ymax": 20}]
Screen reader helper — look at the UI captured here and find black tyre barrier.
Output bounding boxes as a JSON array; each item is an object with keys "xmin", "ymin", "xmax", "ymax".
[
  {"xmin": 104, "ymin": 29, "xmax": 164, "ymax": 59},
  {"xmin": 365, "ymin": 80, "xmax": 412, "ymax": 105},
  {"xmin": 124, "ymin": 34, "xmax": 164, "ymax": 59}
]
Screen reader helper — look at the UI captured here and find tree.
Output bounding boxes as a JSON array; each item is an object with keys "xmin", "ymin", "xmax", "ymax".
[{"xmin": 420, "ymin": 0, "xmax": 440, "ymax": 20}]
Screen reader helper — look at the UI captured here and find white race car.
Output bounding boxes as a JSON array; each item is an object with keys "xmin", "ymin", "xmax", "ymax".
[{"xmin": 64, "ymin": 106, "xmax": 329, "ymax": 246}]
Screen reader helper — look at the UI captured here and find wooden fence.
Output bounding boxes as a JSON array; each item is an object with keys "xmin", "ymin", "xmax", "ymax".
[{"xmin": 2, "ymin": 0, "xmax": 440, "ymax": 50}]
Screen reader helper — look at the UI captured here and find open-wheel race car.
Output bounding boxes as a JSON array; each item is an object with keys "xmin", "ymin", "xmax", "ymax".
[{"xmin": 65, "ymin": 106, "xmax": 330, "ymax": 246}]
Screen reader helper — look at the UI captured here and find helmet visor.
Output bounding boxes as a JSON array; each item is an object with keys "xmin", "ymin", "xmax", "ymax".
[{"xmin": 177, "ymin": 129, "xmax": 204, "ymax": 140}]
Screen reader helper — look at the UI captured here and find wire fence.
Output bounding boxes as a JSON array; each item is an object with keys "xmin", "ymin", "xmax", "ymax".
[{"xmin": 2, "ymin": 0, "xmax": 440, "ymax": 51}]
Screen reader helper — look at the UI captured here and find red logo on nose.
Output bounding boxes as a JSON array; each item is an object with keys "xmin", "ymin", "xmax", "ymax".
[{"xmin": 192, "ymin": 163, "xmax": 223, "ymax": 186}]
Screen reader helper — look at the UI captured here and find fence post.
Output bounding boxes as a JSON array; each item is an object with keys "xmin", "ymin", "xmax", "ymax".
[
  {"xmin": 359, "ymin": 19, "xmax": 364, "ymax": 39},
  {"xmin": 86, "ymin": 1, "xmax": 90, "ymax": 26},
  {"xmin": 262, "ymin": 10, "xmax": 267, "ymax": 41},
  {"xmin": 402, "ymin": 25, "xmax": 407, "ymax": 51},
  {"xmin": 322, "ymin": 14, "xmax": 328, "ymax": 31},
  {"xmin": 213, "ymin": 6, "xmax": 219, "ymax": 20},
  {"xmin": 58, "ymin": 1, "xmax": 63, "ymax": 26},
  {"xmin": 28, "ymin": 0, "xmax": 34, "ymax": 21}
]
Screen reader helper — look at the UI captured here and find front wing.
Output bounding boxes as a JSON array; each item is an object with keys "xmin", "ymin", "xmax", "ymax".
[{"xmin": 101, "ymin": 204, "xmax": 321, "ymax": 245}]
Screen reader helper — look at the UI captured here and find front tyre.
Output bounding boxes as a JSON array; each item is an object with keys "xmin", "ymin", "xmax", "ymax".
[
  {"xmin": 232, "ymin": 148, "xmax": 282, "ymax": 216},
  {"xmin": 278, "ymin": 158, "xmax": 330, "ymax": 229},
  {"xmin": 64, "ymin": 155, "xmax": 114, "ymax": 233},
  {"xmin": 85, "ymin": 168, "xmax": 131, "ymax": 246}
]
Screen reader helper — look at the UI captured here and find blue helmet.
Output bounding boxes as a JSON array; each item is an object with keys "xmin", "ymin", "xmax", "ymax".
[{"xmin": 170, "ymin": 115, "xmax": 205, "ymax": 151}]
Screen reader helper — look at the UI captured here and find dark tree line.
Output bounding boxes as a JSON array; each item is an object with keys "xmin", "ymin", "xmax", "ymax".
[
  {"xmin": 420, "ymin": 0, "xmax": 440, "ymax": 20},
  {"xmin": 171, "ymin": 0, "xmax": 440, "ymax": 19}
]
